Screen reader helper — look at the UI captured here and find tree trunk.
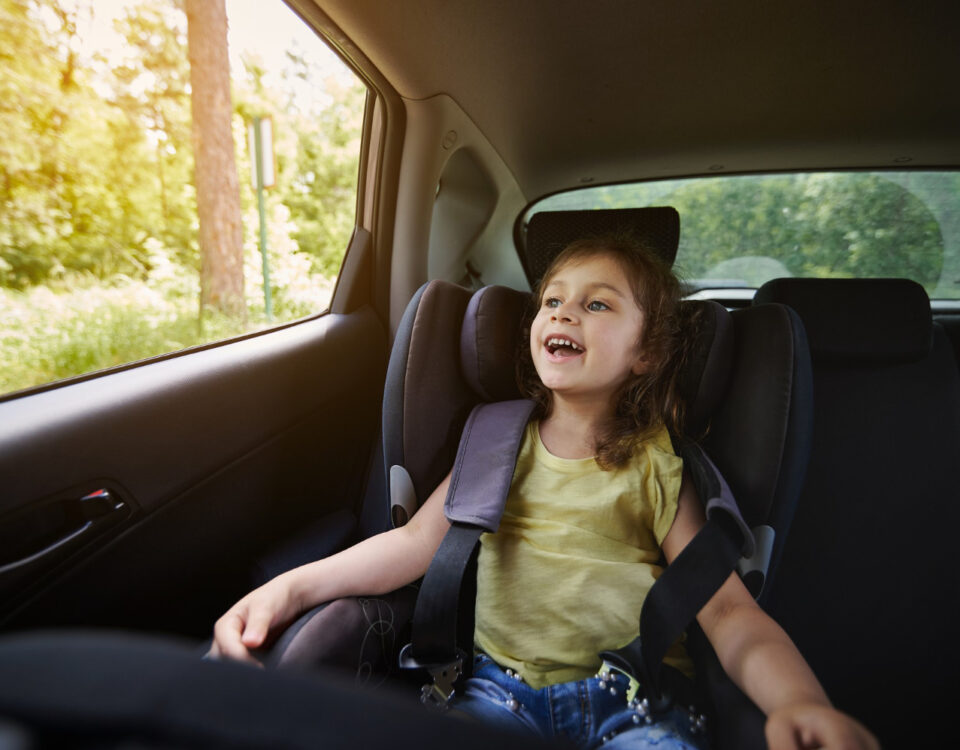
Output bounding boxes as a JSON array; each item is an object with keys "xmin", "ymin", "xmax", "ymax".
[{"xmin": 185, "ymin": 0, "xmax": 245, "ymax": 320}]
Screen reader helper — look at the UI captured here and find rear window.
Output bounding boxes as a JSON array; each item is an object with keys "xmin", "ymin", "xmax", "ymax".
[{"xmin": 524, "ymin": 172, "xmax": 960, "ymax": 304}]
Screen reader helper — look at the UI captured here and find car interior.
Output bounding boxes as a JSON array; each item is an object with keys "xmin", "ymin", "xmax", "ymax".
[{"xmin": 1, "ymin": 1, "xmax": 959, "ymax": 747}]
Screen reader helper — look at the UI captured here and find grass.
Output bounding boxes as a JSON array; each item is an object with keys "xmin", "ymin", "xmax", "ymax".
[{"xmin": 0, "ymin": 266, "xmax": 335, "ymax": 397}]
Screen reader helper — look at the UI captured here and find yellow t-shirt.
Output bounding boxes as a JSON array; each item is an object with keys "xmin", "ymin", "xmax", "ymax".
[{"xmin": 473, "ymin": 421, "xmax": 689, "ymax": 689}]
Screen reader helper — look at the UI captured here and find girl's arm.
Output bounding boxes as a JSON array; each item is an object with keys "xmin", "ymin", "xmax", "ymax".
[
  {"xmin": 661, "ymin": 473, "xmax": 879, "ymax": 750},
  {"xmin": 209, "ymin": 471, "xmax": 452, "ymax": 665}
]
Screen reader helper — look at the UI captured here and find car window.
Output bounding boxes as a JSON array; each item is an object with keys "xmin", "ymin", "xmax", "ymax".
[
  {"xmin": 525, "ymin": 172, "xmax": 960, "ymax": 304},
  {"xmin": 0, "ymin": 0, "xmax": 367, "ymax": 396}
]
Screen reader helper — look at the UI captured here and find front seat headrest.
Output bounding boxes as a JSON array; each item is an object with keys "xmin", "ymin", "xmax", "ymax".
[
  {"xmin": 523, "ymin": 207, "xmax": 680, "ymax": 285},
  {"xmin": 755, "ymin": 278, "xmax": 932, "ymax": 364}
]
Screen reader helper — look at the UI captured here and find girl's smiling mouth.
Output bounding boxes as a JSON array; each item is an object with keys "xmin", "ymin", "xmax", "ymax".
[{"xmin": 545, "ymin": 336, "xmax": 585, "ymax": 359}]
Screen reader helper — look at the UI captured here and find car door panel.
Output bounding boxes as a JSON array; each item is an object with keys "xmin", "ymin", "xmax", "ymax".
[{"xmin": 0, "ymin": 305, "xmax": 387, "ymax": 637}]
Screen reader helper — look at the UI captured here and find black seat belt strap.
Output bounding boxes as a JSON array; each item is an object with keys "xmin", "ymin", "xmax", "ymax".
[
  {"xmin": 404, "ymin": 522, "xmax": 484, "ymax": 666},
  {"xmin": 399, "ymin": 399, "xmax": 534, "ymax": 708},
  {"xmin": 601, "ymin": 442, "xmax": 751, "ymax": 707},
  {"xmin": 601, "ymin": 518, "xmax": 741, "ymax": 704}
]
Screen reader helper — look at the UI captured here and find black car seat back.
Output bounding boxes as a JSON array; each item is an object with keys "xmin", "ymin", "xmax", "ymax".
[{"xmin": 755, "ymin": 277, "xmax": 960, "ymax": 748}]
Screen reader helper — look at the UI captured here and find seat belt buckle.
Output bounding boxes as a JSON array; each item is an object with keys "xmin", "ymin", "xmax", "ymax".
[
  {"xmin": 599, "ymin": 659, "xmax": 642, "ymax": 704},
  {"xmin": 420, "ymin": 658, "xmax": 463, "ymax": 709},
  {"xmin": 398, "ymin": 644, "xmax": 465, "ymax": 711},
  {"xmin": 598, "ymin": 656, "xmax": 674, "ymax": 721}
]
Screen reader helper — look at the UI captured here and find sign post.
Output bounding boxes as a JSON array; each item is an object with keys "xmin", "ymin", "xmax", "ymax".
[{"xmin": 248, "ymin": 116, "xmax": 275, "ymax": 319}]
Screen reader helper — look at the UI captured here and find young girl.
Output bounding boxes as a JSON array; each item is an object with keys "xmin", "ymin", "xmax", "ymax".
[{"xmin": 209, "ymin": 237, "xmax": 878, "ymax": 750}]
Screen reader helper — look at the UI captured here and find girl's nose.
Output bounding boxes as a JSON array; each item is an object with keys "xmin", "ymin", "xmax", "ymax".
[{"xmin": 551, "ymin": 304, "xmax": 577, "ymax": 323}]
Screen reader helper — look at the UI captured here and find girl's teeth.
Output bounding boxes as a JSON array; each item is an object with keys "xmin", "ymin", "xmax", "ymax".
[{"xmin": 547, "ymin": 337, "xmax": 581, "ymax": 351}]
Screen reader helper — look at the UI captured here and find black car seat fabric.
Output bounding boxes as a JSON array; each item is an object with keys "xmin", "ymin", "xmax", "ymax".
[
  {"xmin": 754, "ymin": 278, "xmax": 960, "ymax": 748},
  {"xmin": 522, "ymin": 207, "xmax": 680, "ymax": 285},
  {"xmin": 687, "ymin": 300, "xmax": 813, "ymax": 749},
  {"xmin": 382, "ymin": 281, "xmax": 478, "ymax": 524},
  {"xmin": 699, "ymin": 302, "xmax": 814, "ymax": 602}
]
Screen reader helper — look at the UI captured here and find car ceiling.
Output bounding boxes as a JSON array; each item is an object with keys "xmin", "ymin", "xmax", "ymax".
[{"xmin": 311, "ymin": 0, "xmax": 960, "ymax": 201}]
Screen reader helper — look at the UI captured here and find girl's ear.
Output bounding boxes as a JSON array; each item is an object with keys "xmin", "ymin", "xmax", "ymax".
[{"xmin": 631, "ymin": 354, "xmax": 650, "ymax": 375}]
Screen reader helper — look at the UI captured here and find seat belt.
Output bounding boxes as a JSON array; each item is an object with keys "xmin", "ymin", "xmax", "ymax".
[
  {"xmin": 398, "ymin": 399, "xmax": 535, "ymax": 708},
  {"xmin": 600, "ymin": 441, "xmax": 753, "ymax": 708}
]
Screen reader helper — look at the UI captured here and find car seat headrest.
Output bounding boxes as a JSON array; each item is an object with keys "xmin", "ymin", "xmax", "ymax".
[
  {"xmin": 754, "ymin": 278, "xmax": 932, "ymax": 364},
  {"xmin": 522, "ymin": 207, "xmax": 680, "ymax": 285},
  {"xmin": 460, "ymin": 286, "xmax": 734, "ymax": 436},
  {"xmin": 460, "ymin": 285, "xmax": 528, "ymax": 402}
]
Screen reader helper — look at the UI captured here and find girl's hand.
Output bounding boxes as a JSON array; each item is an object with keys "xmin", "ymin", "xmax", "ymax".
[
  {"xmin": 766, "ymin": 703, "xmax": 880, "ymax": 750},
  {"xmin": 207, "ymin": 574, "xmax": 302, "ymax": 666}
]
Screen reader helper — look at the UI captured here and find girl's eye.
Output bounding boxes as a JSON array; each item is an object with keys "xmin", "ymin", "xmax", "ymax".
[
  {"xmin": 587, "ymin": 300, "xmax": 609, "ymax": 312},
  {"xmin": 544, "ymin": 297, "xmax": 561, "ymax": 308}
]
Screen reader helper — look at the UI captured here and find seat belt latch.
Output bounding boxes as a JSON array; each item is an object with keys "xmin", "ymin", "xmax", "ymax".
[
  {"xmin": 599, "ymin": 660, "xmax": 642, "ymax": 704},
  {"xmin": 398, "ymin": 644, "xmax": 465, "ymax": 711},
  {"xmin": 420, "ymin": 657, "xmax": 463, "ymax": 709}
]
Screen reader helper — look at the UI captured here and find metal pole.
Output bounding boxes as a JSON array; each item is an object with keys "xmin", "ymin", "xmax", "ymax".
[{"xmin": 253, "ymin": 116, "xmax": 272, "ymax": 320}]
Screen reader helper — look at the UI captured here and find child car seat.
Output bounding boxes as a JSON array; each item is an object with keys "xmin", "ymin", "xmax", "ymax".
[{"xmin": 270, "ymin": 208, "xmax": 813, "ymax": 749}]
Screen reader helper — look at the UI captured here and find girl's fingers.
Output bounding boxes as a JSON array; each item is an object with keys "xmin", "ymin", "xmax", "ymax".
[
  {"xmin": 211, "ymin": 583, "xmax": 290, "ymax": 666},
  {"xmin": 766, "ymin": 706, "xmax": 879, "ymax": 750},
  {"xmin": 240, "ymin": 609, "xmax": 273, "ymax": 649},
  {"xmin": 765, "ymin": 713, "xmax": 803, "ymax": 750},
  {"xmin": 213, "ymin": 610, "xmax": 260, "ymax": 664}
]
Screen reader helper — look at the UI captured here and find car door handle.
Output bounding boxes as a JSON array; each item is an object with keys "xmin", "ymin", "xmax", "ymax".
[{"xmin": 0, "ymin": 489, "xmax": 128, "ymax": 577}]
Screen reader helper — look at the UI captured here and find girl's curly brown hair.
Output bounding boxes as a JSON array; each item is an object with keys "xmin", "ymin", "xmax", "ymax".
[{"xmin": 516, "ymin": 234, "xmax": 698, "ymax": 470}]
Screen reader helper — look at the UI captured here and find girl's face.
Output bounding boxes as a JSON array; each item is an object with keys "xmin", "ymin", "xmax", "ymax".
[{"xmin": 530, "ymin": 252, "xmax": 647, "ymax": 408}]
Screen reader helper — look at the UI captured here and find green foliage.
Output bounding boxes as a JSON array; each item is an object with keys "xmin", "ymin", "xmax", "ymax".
[
  {"xmin": 0, "ymin": 0, "xmax": 365, "ymax": 393},
  {"xmin": 0, "ymin": 0, "xmax": 364, "ymax": 295},
  {"xmin": 0, "ymin": 0, "xmax": 76, "ymax": 286},
  {"xmin": 280, "ymin": 77, "xmax": 364, "ymax": 276},
  {"xmin": 1, "ymin": 258, "xmax": 196, "ymax": 394},
  {"xmin": 110, "ymin": 0, "xmax": 197, "ymax": 270},
  {"xmin": 0, "ymin": 0, "xmax": 194, "ymax": 287},
  {"xmin": 234, "ymin": 46, "xmax": 365, "ymax": 278},
  {"xmin": 0, "ymin": 240, "xmax": 334, "ymax": 394},
  {"xmin": 535, "ymin": 172, "xmax": 954, "ymax": 294}
]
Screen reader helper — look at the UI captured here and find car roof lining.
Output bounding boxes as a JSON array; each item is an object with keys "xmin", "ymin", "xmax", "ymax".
[{"xmin": 313, "ymin": 0, "xmax": 960, "ymax": 201}]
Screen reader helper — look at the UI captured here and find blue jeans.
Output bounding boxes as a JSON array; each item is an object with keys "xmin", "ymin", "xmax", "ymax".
[{"xmin": 450, "ymin": 654, "xmax": 709, "ymax": 749}]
